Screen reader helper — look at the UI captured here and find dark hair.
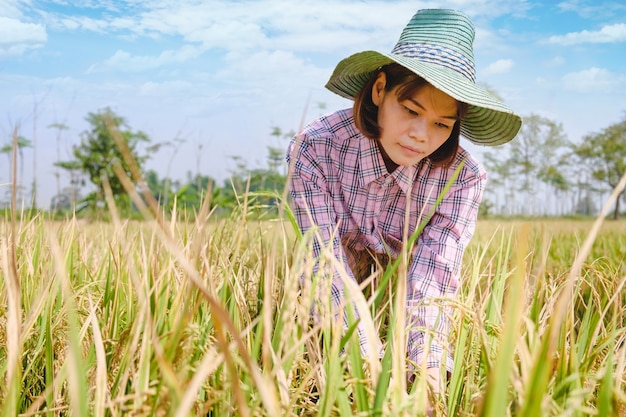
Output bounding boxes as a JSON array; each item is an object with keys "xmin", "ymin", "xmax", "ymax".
[{"xmin": 353, "ymin": 63, "xmax": 468, "ymax": 168}]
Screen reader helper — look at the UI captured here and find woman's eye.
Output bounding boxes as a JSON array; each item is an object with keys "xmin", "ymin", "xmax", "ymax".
[
  {"xmin": 436, "ymin": 122, "xmax": 450, "ymax": 129},
  {"xmin": 404, "ymin": 106, "xmax": 418, "ymax": 116}
]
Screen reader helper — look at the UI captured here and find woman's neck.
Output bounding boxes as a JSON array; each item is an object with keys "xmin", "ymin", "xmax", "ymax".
[{"xmin": 376, "ymin": 140, "xmax": 399, "ymax": 173}]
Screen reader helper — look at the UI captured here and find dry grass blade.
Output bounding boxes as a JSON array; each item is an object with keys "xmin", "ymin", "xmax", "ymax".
[
  {"xmin": 174, "ymin": 346, "xmax": 225, "ymax": 417},
  {"xmin": 105, "ymin": 165, "xmax": 186, "ymax": 404},
  {"xmin": 549, "ymin": 169, "xmax": 626, "ymax": 351},
  {"xmin": 47, "ymin": 230, "xmax": 88, "ymax": 415},
  {"xmin": 104, "ymin": 115, "xmax": 169, "ymax": 233},
  {"xmin": 108, "ymin": 133, "xmax": 283, "ymax": 415},
  {"xmin": 2, "ymin": 125, "xmax": 23, "ymax": 417},
  {"xmin": 88, "ymin": 297, "xmax": 108, "ymax": 417},
  {"xmin": 481, "ymin": 224, "xmax": 529, "ymax": 417}
]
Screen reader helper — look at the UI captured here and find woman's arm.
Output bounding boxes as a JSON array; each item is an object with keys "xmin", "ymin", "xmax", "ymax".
[
  {"xmin": 406, "ymin": 161, "xmax": 486, "ymax": 373},
  {"xmin": 287, "ymin": 133, "xmax": 382, "ymax": 359}
]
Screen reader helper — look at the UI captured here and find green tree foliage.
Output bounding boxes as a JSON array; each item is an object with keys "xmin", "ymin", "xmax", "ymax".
[
  {"xmin": 572, "ymin": 113, "xmax": 626, "ymax": 219},
  {"xmin": 53, "ymin": 120, "xmax": 290, "ymax": 218},
  {"xmin": 81, "ymin": 123, "xmax": 292, "ymax": 219},
  {"xmin": 176, "ymin": 173, "xmax": 221, "ymax": 212},
  {"xmin": 62, "ymin": 107, "xmax": 150, "ymax": 208},
  {"xmin": 218, "ymin": 127, "xmax": 290, "ymax": 214},
  {"xmin": 144, "ymin": 169, "xmax": 173, "ymax": 208},
  {"xmin": 145, "ymin": 136, "xmax": 186, "ymax": 209},
  {"xmin": 220, "ymin": 160, "xmax": 287, "ymax": 212},
  {"xmin": 144, "ymin": 169, "xmax": 220, "ymax": 216}
]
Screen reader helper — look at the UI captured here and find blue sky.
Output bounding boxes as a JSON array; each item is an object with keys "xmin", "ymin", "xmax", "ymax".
[{"xmin": 1, "ymin": 0, "xmax": 626, "ymax": 208}]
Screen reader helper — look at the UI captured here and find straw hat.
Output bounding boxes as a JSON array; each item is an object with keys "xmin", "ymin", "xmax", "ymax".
[{"xmin": 325, "ymin": 9, "xmax": 522, "ymax": 146}]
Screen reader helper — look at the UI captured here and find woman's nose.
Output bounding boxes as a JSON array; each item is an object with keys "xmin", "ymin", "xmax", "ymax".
[{"xmin": 408, "ymin": 119, "xmax": 427, "ymax": 143}]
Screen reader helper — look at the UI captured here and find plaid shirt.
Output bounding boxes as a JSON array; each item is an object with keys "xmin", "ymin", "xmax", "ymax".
[{"xmin": 287, "ymin": 108, "xmax": 486, "ymax": 371}]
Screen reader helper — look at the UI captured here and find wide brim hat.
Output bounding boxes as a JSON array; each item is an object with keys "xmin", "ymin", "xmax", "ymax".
[{"xmin": 325, "ymin": 9, "xmax": 521, "ymax": 146}]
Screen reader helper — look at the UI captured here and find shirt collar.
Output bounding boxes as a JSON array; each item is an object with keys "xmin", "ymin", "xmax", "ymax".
[{"xmin": 357, "ymin": 135, "xmax": 420, "ymax": 195}]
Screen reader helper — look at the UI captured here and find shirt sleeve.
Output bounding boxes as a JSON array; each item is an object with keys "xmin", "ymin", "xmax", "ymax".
[
  {"xmin": 406, "ymin": 162, "xmax": 486, "ymax": 373},
  {"xmin": 286, "ymin": 133, "xmax": 382, "ymax": 359}
]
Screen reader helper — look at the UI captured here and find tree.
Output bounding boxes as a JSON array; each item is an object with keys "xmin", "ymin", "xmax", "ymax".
[
  {"xmin": 538, "ymin": 164, "xmax": 569, "ymax": 215},
  {"xmin": 144, "ymin": 169, "xmax": 175, "ymax": 210},
  {"xmin": 534, "ymin": 118, "xmax": 569, "ymax": 215},
  {"xmin": 482, "ymin": 151, "xmax": 515, "ymax": 215},
  {"xmin": 51, "ymin": 160, "xmax": 84, "ymax": 211},
  {"xmin": 145, "ymin": 135, "xmax": 186, "ymax": 210},
  {"xmin": 269, "ymin": 126, "xmax": 293, "ymax": 176},
  {"xmin": 572, "ymin": 114, "xmax": 626, "ymax": 220},
  {"xmin": 1, "ymin": 135, "xmax": 33, "ymax": 205},
  {"xmin": 176, "ymin": 172, "xmax": 219, "ymax": 212},
  {"xmin": 506, "ymin": 114, "xmax": 568, "ymax": 215},
  {"xmin": 62, "ymin": 107, "xmax": 150, "ymax": 208},
  {"xmin": 144, "ymin": 168, "xmax": 221, "ymax": 217},
  {"xmin": 48, "ymin": 122, "xmax": 69, "ymax": 196},
  {"xmin": 220, "ymin": 145, "xmax": 287, "ymax": 213}
]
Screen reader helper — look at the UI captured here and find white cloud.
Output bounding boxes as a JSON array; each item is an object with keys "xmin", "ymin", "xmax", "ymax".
[
  {"xmin": 0, "ymin": 0, "xmax": 28, "ymax": 19},
  {"xmin": 544, "ymin": 56, "xmax": 566, "ymax": 67},
  {"xmin": 60, "ymin": 18, "xmax": 80, "ymax": 30},
  {"xmin": 557, "ymin": 0, "xmax": 626, "ymax": 19},
  {"xmin": 76, "ymin": 2, "xmax": 417, "ymax": 73},
  {"xmin": 15, "ymin": 0, "xmax": 537, "ymax": 82},
  {"xmin": 548, "ymin": 23, "xmax": 626, "ymax": 45},
  {"xmin": 483, "ymin": 59, "xmax": 514, "ymax": 75},
  {"xmin": 138, "ymin": 80, "xmax": 193, "ymax": 97},
  {"xmin": 557, "ymin": 0, "xmax": 598, "ymax": 17},
  {"xmin": 44, "ymin": 13, "xmax": 111, "ymax": 32},
  {"xmin": 88, "ymin": 44, "xmax": 204, "ymax": 72},
  {"xmin": 71, "ymin": 16, "xmax": 109, "ymax": 33},
  {"xmin": 37, "ymin": 1, "xmax": 532, "ymax": 54},
  {"xmin": 212, "ymin": 49, "xmax": 332, "ymax": 110},
  {"xmin": 562, "ymin": 67, "xmax": 625, "ymax": 93},
  {"xmin": 122, "ymin": 1, "xmax": 405, "ymax": 54},
  {"xmin": 0, "ymin": 16, "xmax": 47, "ymax": 57},
  {"xmin": 219, "ymin": 49, "xmax": 320, "ymax": 82}
]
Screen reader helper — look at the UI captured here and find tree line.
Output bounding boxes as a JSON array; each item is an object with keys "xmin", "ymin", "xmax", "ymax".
[
  {"xmin": 1, "ymin": 107, "xmax": 625, "ymax": 219},
  {"xmin": 0, "ymin": 107, "xmax": 291, "ymax": 219},
  {"xmin": 480, "ymin": 113, "xmax": 626, "ymax": 219}
]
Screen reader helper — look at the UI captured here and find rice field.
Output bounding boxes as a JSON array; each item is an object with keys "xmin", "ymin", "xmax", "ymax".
[{"xmin": 1, "ymin": 200, "xmax": 625, "ymax": 416}]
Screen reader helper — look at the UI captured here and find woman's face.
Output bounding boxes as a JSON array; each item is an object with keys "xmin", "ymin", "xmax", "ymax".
[{"xmin": 372, "ymin": 72, "xmax": 459, "ymax": 167}]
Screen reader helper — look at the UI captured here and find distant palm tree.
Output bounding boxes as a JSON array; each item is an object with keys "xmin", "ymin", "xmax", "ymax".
[
  {"xmin": 1, "ymin": 135, "xmax": 33, "ymax": 203},
  {"xmin": 48, "ymin": 122, "xmax": 69, "ymax": 196}
]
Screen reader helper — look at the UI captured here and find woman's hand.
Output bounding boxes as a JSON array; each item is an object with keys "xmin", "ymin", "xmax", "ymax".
[{"xmin": 426, "ymin": 367, "xmax": 446, "ymax": 417}]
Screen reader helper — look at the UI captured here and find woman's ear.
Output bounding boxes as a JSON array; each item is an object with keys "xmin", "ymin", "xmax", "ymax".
[{"xmin": 371, "ymin": 72, "xmax": 387, "ymax": 106}]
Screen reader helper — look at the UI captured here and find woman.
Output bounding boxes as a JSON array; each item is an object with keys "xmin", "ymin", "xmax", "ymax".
[{"xmin": 287, "ymin": 8, "xmax": 521, "ymax": 400}]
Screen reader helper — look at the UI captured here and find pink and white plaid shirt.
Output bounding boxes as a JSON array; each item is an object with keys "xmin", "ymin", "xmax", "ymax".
[{"xmin": 287, "ymin": 108, "xmax": 486, "ymax": 371}]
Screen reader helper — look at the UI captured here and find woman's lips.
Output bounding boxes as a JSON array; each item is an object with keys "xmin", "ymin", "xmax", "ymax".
[{"xmin": 399, "ymin": 144, "xmax": 423, "ymax": 155}]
